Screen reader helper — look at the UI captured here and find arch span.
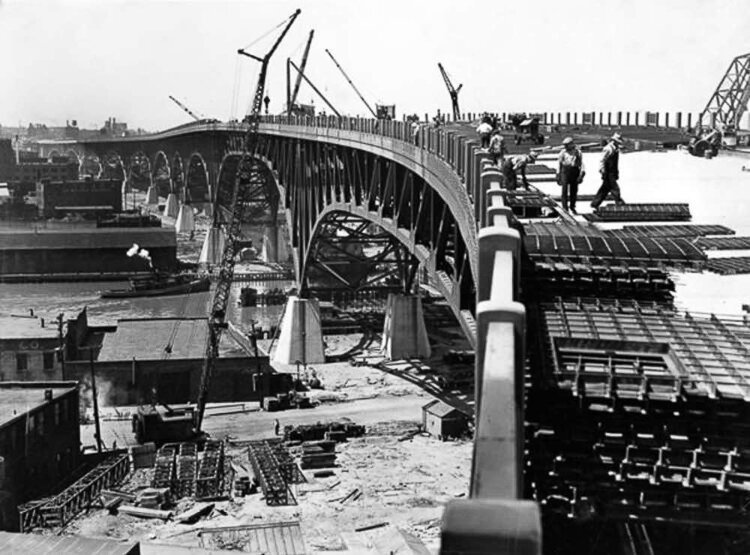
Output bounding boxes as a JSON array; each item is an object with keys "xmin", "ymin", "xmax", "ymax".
[
  {"xmin": 152, "ymin": 150, "xmax": 171, "ymax": 197},
  {"xmin": 185, "ymin": 152, "xmax": 210, "ymax": 204}
]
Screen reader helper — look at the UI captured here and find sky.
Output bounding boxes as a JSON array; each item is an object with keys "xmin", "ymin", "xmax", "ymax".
[{"xmin": 0, "ymin": 0, "xmax": 748, "ymax": 131}]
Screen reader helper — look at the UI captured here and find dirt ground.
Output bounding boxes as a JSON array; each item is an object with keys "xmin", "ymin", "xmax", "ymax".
[{"xmin": 71, "ymin": 330, "xmax": 473, "ymax": 553}]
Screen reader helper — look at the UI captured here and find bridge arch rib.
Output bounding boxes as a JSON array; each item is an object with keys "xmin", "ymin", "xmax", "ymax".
[
  {"xmin": 152, "ymin": 151, "xmax": 171, "ymax": 197},
  {"xmin": 186, "ymin": 152, "xmax": 211, "ymax": 204}
]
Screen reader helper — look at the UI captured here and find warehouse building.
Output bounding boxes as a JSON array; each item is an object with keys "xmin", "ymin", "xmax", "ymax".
[
  {"xmin": 0, "ymin": 227, "xmax": 177, "ymax": 276},
  {"xmin": 0, "ymin": 382, "xmax": 80, "ymax": 531},
  {"xmin": 64, "ymin": 316, "xmax": 270, "ymax": 406},
  {"xmin": 36, "ymin": 178, "xmax": 122, "ymax": 218}
]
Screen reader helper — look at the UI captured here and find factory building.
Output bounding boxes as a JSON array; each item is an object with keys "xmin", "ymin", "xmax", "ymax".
[
  {"xmin": 0, "ymin": 381, "xmax": 80, "ymax": 531},
  {"xmin": 0, "ymin": 316, "xmax": 63, "ymax": 381},
  {"xmin": 0, "ymin": 227, "xmax": 177, "ymax": 277}
]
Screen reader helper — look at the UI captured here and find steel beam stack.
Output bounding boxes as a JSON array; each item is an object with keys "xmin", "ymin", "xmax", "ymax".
[
  {"xmin": 174, "ymin": 442, "xmax": 198, "ymax": 498},
  {"xmin": 584, "ymin": 203, "xmax": 692, "ymax": 222},
  {"xmin": 152, "ymin": 444, "xmax": 177, "ymax": 490},
  {"xmin": 20, "ymin": 454, "xmax": 130, "ymax": 531},
  {"xmin": 196, "ymin": 440, "xmax": 225, "ymax": 499},
  {"xmin": 247, "ymin": 441, "xmax": 296, "ymax": 506},
  {"xmin": 268, "ymin": 440, "xmax": 306, "ymax": 484}
]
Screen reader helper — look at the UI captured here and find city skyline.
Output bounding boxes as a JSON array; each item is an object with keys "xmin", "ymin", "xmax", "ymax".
[{"xmin": 1, "ymin": 0, "xmax": 748, "ymax": 131}]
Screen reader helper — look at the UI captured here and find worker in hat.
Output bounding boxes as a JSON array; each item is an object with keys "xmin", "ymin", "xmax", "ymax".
[
  {"xmin": 557, "ymin": 137, "xmax": 585, "ymax": 214},
  {"xmin": 501, "ymin": 151, "xmax": 537, "ymax": 190},
  {"xmin": 591, "ymin": 133, "xmax": 625, "ymax": 211},
  {"xmin": 488, "ymin": 129, "xmax": 507, "ymax": 167}
]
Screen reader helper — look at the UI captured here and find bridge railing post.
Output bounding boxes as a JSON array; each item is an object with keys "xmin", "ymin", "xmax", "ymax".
[{"xmin": 440, "ymin": 155, "xmax": 541, "ymax": 553}]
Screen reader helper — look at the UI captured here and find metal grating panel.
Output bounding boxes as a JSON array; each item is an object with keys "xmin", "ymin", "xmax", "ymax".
[
  {"xmin": 585, "ymin": 204, "xmax": 692, "ymax": 222},
  {"xmin": 706, "ymin": 257, "xmax": 750, "ymax": 275},
  {"xmin": 694, "ymin": 237, "xmax": 750, "ymax": 250},
  {"xmin": 540, "ymin": 300, "xmax": 750, "ymax": 401},
  {"xmin": 606, "ymin": 224, "xmax": 735, "ymax": 238}
]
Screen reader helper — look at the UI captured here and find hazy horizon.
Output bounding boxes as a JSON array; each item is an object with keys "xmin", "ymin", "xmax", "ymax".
[{"xmin": 1, "ymin": 0, "xmax": 748, "ymax": 131}]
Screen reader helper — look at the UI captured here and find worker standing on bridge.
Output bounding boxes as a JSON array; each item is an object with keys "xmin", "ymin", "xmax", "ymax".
[
  {"xmin": 501, "ymin": 152, "xmax": 537, "ymax": 190},
  {"xmin": 557, "ymin": 137, "xmax": 585, "ymax": 214},
  {"xmin": 488, "ymin": 129, "xmax": 506, "ymax": 166},
  {"xmin": 591, "ymin": 133, "xmax": 625, "ymax": 211},
  {"xmin": 476, "ymin": 120, "xmax": 493, "ymax": 149}
]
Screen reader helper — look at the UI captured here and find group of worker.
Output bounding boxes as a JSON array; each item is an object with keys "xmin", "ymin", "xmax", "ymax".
[
  {"xmin": 477, "ymin": 116, "xmax": 625, "ymax": 213},
  {"xmin": 557, "ymin": 132, "xmax": 625, "ymax": 213}
]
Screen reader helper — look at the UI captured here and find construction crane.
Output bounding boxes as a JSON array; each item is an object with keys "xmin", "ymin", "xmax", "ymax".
[
  {"xmin": 325, "ymin": 48, "xmax": 379, "ymax": 119},
  {"xmin": 289, "ymin": 59, "xmax": 340, "ymax": 117},
  {"xmin": 168, "ymin": 95, "xmax": 203, "ymax": 122},
  {"xmin": 132, "ymin": 8, "xmax": 302, "ymax": 444},
  {"xmin": 287, "ymin": 30, "xmax": 314, "ymax": 115},
  {"xmin": 438, "ymin": 63, "xmax": 462, "ymax": 122}
]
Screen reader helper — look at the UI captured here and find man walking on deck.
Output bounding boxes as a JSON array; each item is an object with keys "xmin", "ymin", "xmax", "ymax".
[
  {"xmin": 591, "ymin": 133, "xmax": 625, "ymax": 211},
  {"xmin": 476, "ymin": 120, "xmax": 493, "ymax": 149},
  {"xmin": 557, "ymin": 137, "xmax": 585, "ymax": 213}
]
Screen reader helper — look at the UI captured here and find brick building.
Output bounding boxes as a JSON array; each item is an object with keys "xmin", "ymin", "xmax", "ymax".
[
  {"xmin": 0, "ymin": 382, "xmax": 80, "ymax": 530},
  {"xmin": 36, "ymin": 178, "xmax": 122, "ymax": 217},
  {"xmin": 0, "ymin": 316, "xmax": 62, "ymax": 381}
]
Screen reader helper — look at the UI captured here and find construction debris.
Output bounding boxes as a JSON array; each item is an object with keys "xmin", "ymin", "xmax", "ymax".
[
  {"xmin": 175, "ymin": 502, "xmax": 215, "ymax": 524},
  {"xmin": 284, "ymin": 421, "xmax": 366, "ymax": 442},
  {"xmin": 355, "ymin": 521, "xmax": 389, "ymax": 532},
  {"xmin": 118, "ymin": 505, "xmax": 173, "ymax": 520}
]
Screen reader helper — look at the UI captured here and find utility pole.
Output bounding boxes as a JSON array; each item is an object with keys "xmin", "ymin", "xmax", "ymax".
[{"xmin": 89, "ymin": 348, "xmax": 103, "ymax": 453}]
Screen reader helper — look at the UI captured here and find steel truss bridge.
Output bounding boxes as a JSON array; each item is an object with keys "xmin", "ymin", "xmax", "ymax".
[{"xmin": 45, "ymin": 115, "xmax": 750, "ymax": 552}]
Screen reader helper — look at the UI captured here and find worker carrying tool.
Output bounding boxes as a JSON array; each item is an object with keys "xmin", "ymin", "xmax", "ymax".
[
  {"xmin": 591, "ymin": 133, "xmax": 625, "ymax": 211},
  {"xmin": 557, "ymin": 137, "xmax": 585, "ymax": 214},
  {"xmin": 501, "ymin": 152, "xmax": 537, "ymax": 190}
]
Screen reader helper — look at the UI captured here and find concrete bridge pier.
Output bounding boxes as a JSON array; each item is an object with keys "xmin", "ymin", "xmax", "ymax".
[
  {"xmin": 273, "ymin": 296, "xmax": 325, "ymax": 365},
  {"xmin": 145, "ymin": 184, "xmax": 159, "ymax": 205},
  {"xmin": 199, "ymin": 226, "xmax": 225, "ymax": 265},
  {"xmin": 262, "ymin": 225, "xmax": 279, "ymax": 262},
  {"xmin": 381, "ymin": 293, "xmax": 431, "ymax": 360},
  {"xmin": 164, "ymin": 192, "xmax": 180, "ymax": 219},
  {"xmin": 175, "ymin": 204, "xmax": 195, "ymax": 234}
]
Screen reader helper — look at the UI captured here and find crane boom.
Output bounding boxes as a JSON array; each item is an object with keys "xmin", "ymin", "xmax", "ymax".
[
  {"xmin": 289, "ymin": 59, "xmax": 340, "ymax": 117},
  {"xmin": 169, "ymin": 95, "xmax": 202, "ymax": 122},
  {"xmin": 325, "ymin": 48, "xmax": 377, "ymax": 118},
  {"xmin": 195, "ymin": 8, "xmax": 301, "ymax": 431},
  {"xmin": 438, "ymin": 63, "xmax": 462, "ymax": 122},
  {"xmin": 290, "ymin": 30, "xmax": 314, "ymax": 109}
]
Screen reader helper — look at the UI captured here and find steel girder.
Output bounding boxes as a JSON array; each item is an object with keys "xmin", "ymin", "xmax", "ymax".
[{"xmin": 255, "ymin": 136, "xmax": 475, "ymax": 318}]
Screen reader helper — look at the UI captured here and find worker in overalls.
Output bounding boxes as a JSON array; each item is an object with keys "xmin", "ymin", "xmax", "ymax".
[
  {"xmin": 557, "ymin": 137, "xmax": 585, "ymax": 213},
  {"xmin": 488, "ymin": 129, "xmax": 507, "ymax": 166},
  {"xmin": 501, "ymin": 152, "xmax": 537, "ymax": 190},
  {"xmin": 591, "ymin": 133, "xmax": 625, "ymax": 211}
]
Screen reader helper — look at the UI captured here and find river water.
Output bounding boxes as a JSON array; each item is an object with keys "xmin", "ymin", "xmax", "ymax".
[{"xmin": 2, "ymin": 149, "xmax": 749, "ymax": 336}]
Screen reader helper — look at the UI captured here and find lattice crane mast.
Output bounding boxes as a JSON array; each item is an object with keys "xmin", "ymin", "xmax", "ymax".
[
  {"xmin": 194, "ymin": 8, "xmax": 301, "ymax": 432},
  {"xmin": 287, "ymin": 30, "xmax": 314, "ymax": 115},
  {"xmin": 699, "ymin": 52, "xmax": 750, "ymax": 131},
  {"xmin": 438, "ymin": 63, "xmax": 462, "ymax": 122},
  {"xmin": 168, "ymin": 95, "xmax": 203, "ymax": 122},
  {"xmin": 325, "ymin": 48, "xmax": 379, "ymax": 119}
]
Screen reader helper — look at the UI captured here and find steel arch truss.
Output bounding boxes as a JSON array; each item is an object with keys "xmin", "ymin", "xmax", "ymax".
[
  {"xmin": 303, "ymin": 210, "xmax": 418, "ymax": 295},
  {"xmin": 215, "ymin": 153, "xmax": 280, "ymax": 225},
  {"xmin": 701, "ymin": 52, "xmax": 750, "ymax": 130},
  {"xmin": 258, "ymin": 137, "xmax": 475, "ymax": 317}
]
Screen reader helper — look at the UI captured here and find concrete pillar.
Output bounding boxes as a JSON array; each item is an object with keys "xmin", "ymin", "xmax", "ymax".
[
  {"xmin": 260, "ymin": 226, "xmax": 278, "ymax": 263},
  {"xmin": 676, "ymin": 112, "xmax": 683, "ymax": 129},
  {"xmin": 164, "ymin": 193, "xmax": 180, "ymax": 219},
  {"xmin": 381, "ymin": 293, "xmax": 431, "ymax": 360},
  {"xmin": 175, "ymin": 204, "xmax": 195, "ymax": 234},
  {"xmin": 635, "ymin": 112, "xmax": 640, "ymax": 126},
  {"xmin": 626, "ymin": 112, "xmax": 631, "ymax": 126},
  {"xmin": 617, "ymin": 111, "xmax": 622, "ymax": 126},
  {"xmin": 199, "ymin": 226, "xmax": 225, "ymax": 266},
  {"xmin": 665, "ymin": 112, "xmax": 670, "ymax": 128},
  {"xmin": 145, "ymin": 185, "xmax": 159, "ymax": 205},
  {"xmin": 607, "ymin": 112, "xmax": 612, "ymax": 126},
  {"xmin": 273, "ymin": 296, "xmax": 325, "ymax": 364},
  {"xmin": 573, "ymin": 113, "xmax": 578, "ymax": 125},
  {"xmin": 687, "ymin": 113, "xmax": 693, "ymax": 129}
]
